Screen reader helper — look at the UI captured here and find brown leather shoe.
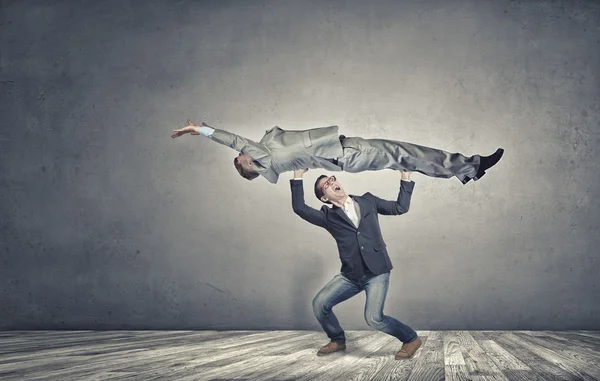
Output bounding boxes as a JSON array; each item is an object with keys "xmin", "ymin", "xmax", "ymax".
[
  {"xmin": 395, "ymin": 336, "xmax": 422, "ymax": 359},
  {"xmin": 317, "ymin": 341, "xmax": 346, "ymax": 356}
]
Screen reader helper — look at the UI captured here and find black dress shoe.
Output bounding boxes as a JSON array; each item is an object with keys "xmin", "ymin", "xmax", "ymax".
[{"xmin": 473, "ymin": 148, "xmax": 504, "ymax": 181}]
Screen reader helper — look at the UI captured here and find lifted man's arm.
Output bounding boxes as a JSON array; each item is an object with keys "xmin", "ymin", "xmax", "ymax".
[{"xmin": 171, "ymin": 120, "xmax": 270, "ymax": 161}]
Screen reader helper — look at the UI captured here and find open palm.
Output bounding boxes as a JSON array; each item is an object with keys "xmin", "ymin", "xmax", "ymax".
[{"xmin": 171, "ymin": 120, "xmax": 210, "ymax": 138}]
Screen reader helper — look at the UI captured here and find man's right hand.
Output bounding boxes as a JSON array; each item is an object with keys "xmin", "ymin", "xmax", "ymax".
[
  {"xmin": 171, "ymin": 120, "xmax": 210, "ymax": 138},
  {"xmin": 400, "ymin": 171, "xmax": 412, "ymax": 180},
  {"xmin": 294, "ymin": 168, "xmax": 308, "ymax": 178}
]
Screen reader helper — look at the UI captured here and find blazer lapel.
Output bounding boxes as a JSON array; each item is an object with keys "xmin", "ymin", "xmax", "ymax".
[
  {"xmin": 354, "ymin": 196, "xmax": 367, "ymax": 228},
  {"xmin": 333, "ymin": 205, "xmax": 355, "ymax": 228},
  {"xmin": 333, "ymin": 195, "xmax": 362, "ymax": 229}
]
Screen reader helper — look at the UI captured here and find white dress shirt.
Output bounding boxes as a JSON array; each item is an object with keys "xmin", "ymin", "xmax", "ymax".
[{"xmin": 342, "ymin": 196, "xmax": 360, "ymax": 228}]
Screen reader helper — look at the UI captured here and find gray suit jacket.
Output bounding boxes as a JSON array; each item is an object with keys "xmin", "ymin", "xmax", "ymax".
[
  {"xmin": 290, "ymin": 179, "xmax": 415, "ymax": 281},
  {"xmin": 210, "ymin": 125, "xmax": 344, "ymax": 184}
]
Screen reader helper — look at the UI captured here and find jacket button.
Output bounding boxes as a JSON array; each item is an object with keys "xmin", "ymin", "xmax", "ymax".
[
  {"xmin": 357, "ymin": 232, "xmax": 360, "ymax": 235},
  {"xmin": 360, "ymin": 246, "xmax": 364, "ymax": 250}
]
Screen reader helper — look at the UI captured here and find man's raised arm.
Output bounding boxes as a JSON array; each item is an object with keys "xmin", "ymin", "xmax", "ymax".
[
  {"xmin": 171, "ymin": 120, "xmax": 270, "ymax": 161},
  {"xmin": 290, "ymin": 169, "xmax": 328, "ymax": 228},
  {"xmin": 366, "ymin": 171, "xmax": 415, "ymax": 216}
]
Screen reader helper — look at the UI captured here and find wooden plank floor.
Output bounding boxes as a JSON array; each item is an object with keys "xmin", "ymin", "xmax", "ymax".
[{"xmin": 0, "ymin": 330, "xmax": 599, "ymax": 380}]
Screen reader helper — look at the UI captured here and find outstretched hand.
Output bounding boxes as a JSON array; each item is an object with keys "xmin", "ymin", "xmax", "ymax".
[{"xmin": 171, "ymin": 120, "xmax": 210, "ymax": 138}]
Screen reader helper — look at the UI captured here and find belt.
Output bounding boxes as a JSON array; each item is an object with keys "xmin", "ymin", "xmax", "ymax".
[{"xmin": 332, "ymin": 135, "xmax": 346, "ymax": 166}]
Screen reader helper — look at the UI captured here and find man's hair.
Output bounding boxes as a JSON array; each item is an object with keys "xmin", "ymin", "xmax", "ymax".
[
  {"xmin": 234, "ymin": 158, "xmax": 260, "ymax": 181},
  {"xmin": 314, "ymin": 175, "xmax": 332, "ymax": 204}
]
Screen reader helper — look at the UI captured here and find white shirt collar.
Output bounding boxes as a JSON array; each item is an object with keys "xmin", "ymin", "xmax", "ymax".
[{"xmin": 343, "ymin": 196, "xmax": 353, "ymax": 209}]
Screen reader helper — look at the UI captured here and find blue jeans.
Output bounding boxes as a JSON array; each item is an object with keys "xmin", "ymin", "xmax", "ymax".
[{"xmin": 312, "ymin": 271, "xmax": 418, "ymax": 344}]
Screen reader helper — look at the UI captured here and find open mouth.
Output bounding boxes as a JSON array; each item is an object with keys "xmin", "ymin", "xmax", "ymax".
[{"xmin": 334, "ymin": 186, "xmax": 341, "ymax": 191}]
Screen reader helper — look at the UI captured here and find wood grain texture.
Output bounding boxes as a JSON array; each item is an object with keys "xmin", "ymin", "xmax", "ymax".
[
  {"xmin": 0, "ymin": 330, "xmax": 598, "ymax": 380},
  {"xmin": 453, "ymin": 331, "xmax": 509, "ymax": 380},
  {"xmin": 485, "ymin": 331, "xmax": 599, "ymax": 381},
  {"xmin": 404, "ymin": 331, "xmax": 444, "ymax": 381}
]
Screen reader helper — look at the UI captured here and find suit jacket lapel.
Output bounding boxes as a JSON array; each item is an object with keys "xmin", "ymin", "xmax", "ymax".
[
  {"xmin": 333, "ymin": 205, "xmax": 355, "ymax": 228},
  {"xmin": 354, "ymin": 196, "xmax": 366, "ymax": 228},
  {"xmin": 333, "ymin": 195, "xmax": 362, "ymax": 229}
]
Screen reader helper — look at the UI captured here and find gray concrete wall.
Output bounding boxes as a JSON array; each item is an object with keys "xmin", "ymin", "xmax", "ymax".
[{"xmin": 1, "ymin": 0, "xmax": 599, "ymax": 330}]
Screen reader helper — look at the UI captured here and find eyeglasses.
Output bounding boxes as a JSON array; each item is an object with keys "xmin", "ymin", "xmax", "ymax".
[{"xmin": 320, "ymin": 176, "xmax": 336, "ymax": 190}]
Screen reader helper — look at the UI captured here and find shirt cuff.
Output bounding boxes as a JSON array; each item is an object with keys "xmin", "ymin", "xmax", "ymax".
[
  {"xmin": 193, "ymin": 126, "xmax": 215, "ymax": 137},
  {"xmin": 401, "ymin": 179, "xmax": 413, "ymax": 182},
  {"xmin": 293, "ymin": 178, "xmax": 303, "ymax": 181}
]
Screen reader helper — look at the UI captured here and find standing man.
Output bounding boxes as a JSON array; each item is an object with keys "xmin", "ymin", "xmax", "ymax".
[{"xmin": 290, "ymin": 168, "xmax": 421, "ymax": 360}]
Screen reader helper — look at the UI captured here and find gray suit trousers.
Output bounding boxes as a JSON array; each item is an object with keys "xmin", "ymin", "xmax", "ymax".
[{"xmin": 338, "ymin": 137, "xmax": 481, "ymax": 184}]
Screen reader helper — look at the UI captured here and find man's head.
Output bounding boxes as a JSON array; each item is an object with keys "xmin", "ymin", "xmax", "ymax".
[
  {"xmin": 314, "ymin": 174, "xmax": 347, "ymax": 205},
  {"xmin": 234, "ymin": 153, "xmax": 260, "ymax": 181}
]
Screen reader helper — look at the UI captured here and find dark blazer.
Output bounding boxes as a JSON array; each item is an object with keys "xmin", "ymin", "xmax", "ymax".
[{"xmin": 290, "ymin": 179, "xmax": 415, "ymax": 281}]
